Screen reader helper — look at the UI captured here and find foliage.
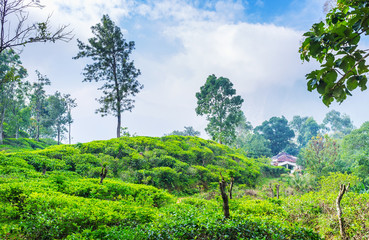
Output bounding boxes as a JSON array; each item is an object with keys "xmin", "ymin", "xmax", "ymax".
[
  {"xmin": 166, "ymin": 126, "xmax": 200, "ymax": 137},
  {"xmin": 234, "ymin": 133, "xmax": 273, "ymax": 158},
  {"xmin": 0, "ymin": 49, "xmax": 28, "ymax": 144},
  {"xmin": 284, "ymin": 190, "xmax": 369, "ymax": 239},
  {"xmin": 46, "ymin": 91, "xmax": 69, "ymax": 144},
  {"xmin": 0, "ymin": 138, "xmax": 57, "ymax": 152},
  {"xmin": 73, "ymin": 14, "xmax": 143, "ymax": 138},
  {"xmin": 2, "ymin": 136, "xmax": 369, "ymax": 239},
  {"xmin": 299, "ymin": 135, "xmax": 340, "ymax": 177},
  {"xmin": 290, "ymin": 115, "xmax": 321, "ymax": 148},
  {"xmin": 195, "ymin": 74, "xmax": 244, "ymax": 145},
  {"xmin": 66, "ymin": 199, "xmax": 321, "ymax": 240},
  {"xmin": 319, "ymin": 172, "xmax": 360, "ymax": 193},
  {"xmin": 300, "ymin": 0, "xmax": 369, "ymax": 105},
  {"xmin": 323, "ymin": 110, "xmax": 354, "ymax": 137},
  {"xmin": 255, "ymin": 116, "xmax": 295, "ymax": 155}
]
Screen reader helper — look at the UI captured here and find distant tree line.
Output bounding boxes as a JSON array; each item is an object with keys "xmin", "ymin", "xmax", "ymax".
[{"xmin": 0, "ymin": 49, "xmax": 76, "ymax": 144}]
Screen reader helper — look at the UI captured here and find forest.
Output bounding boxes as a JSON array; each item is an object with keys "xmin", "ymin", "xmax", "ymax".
[{"xmin": 1, "ymin": 0, "xmax": 369, "ymax": 239}]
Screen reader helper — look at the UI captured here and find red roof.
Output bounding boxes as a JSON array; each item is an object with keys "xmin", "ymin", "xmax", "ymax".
[{"xmin": 271, "ymin": 152, "xmax": 297, "ymax": 163}]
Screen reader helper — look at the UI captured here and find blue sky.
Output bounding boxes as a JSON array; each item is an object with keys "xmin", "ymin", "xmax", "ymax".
[{"xmin": 17, "ymin": 0, "xmax": 369, "ymax": 143}]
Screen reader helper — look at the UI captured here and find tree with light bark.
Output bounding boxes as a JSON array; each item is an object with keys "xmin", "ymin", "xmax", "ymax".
[{"xmin": 74, "ymin": 15, "xmax": 142, "ymax": 138}]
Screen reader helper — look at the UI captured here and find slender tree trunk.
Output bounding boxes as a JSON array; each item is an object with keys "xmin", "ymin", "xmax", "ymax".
[
  {"xmin": 269, "ymin": 183, "xmax": 274, "ymax": 198},
  {"xmin": 68, "ymin": 118, "xmax": 71, "ymax": 144},
  {"xmin": 15, "ymin": 123, "xmax": 19, "ymax": 139},
  {"xmin": 0, "ymin": 106, "xmax": 6, "ymax": 144},
  {"xmin": 117, "ymin": 112, "xmax": 121, "ymax": 138},
  {"xmin": 57, "ymin": 125, "xmax": 60, "ymax": 145},
  {"xmin": 219, "ymin": 172, "xmax": 230, "ymax": 218},
  {"xmin": 36, "ymin": 111, "xmax": 40, "ymax": 141},
  {"xmin": 229, "ymin": 177, "xmax": 234, "ymax": 199},
  {"xmin": 337, "ymin": 183, "xmax": 350, "ymax": 240},
  {"xmin": 112, "ymin": 57, "xmax": 121, "ymax": 138},
  {"xmin": 0, "ymin": 0, "xmax": 6, "ymax": 51},
  {"xmin": 276, "ymin": 184, "xmax": 280, "ymax": 199}
]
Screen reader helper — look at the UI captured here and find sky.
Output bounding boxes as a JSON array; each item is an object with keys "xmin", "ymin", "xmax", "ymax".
[{"xmin": 15, "ymin": 0, "xmax": 369, "ymax": 143}]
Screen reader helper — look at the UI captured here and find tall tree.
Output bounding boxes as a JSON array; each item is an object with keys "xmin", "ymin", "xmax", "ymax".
[
  {"xmin": 195, "ymin": 74, "xmax": 244, "ymax": 144},
  {"xmin": 0, "ymin": 49, "xmax": 26, "ymax": 143},
  {"xmin": 30, "ymin": 70, "xmax": 50, "ymax": 141},
  {"xmin": 290, "ymin": 116, "xmax": 321, "ymax": 148},
  {"xmin": 64, "ymin": 93, "xmax": 77, "ymax": 144},
  {"xmin": 74, "ymin": 14, "xmax": 142, "ymax": 138},
  {"xmin": 46, "ymin": 91, "xmax": 68, "ymax": 145},
  {"xmin": 0, "ymin": 0, "xmax": 72, "ymax": 54},
  {"xmin": 255, "ymin": 116, "xmax": 295, "ymax": 155},
  {"xmin": 300, "ymin": 0, "xmax": 369, "ymax": 105},
  {"xmin": 323, "ymin": 110, "xmax": 354, "ymax": 137},
  {"xmin": 299, "ymin": 134, "xmax": 340, "ymax": 177},
  {"xmin": 7, "ymin": 80, "xmax": 31, "ymax": 138},
  {"xmin": 238, "ymin": 133, "xmax": 272, "ymax": 158}
]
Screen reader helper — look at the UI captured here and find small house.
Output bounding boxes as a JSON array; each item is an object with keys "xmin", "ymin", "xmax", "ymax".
[{"xmin": 271, "ymin": 152, "xmax": 301, "ymax": 173}]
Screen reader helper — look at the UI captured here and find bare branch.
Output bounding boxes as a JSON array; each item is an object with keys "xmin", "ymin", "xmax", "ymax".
[{"xmin": 0, "ymin": 0, "xmax": 73, "ymax": 54}]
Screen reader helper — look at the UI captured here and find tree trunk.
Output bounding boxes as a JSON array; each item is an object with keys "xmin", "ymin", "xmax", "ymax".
[
  {"xmin": 269, "ymin": 183, "xmax": 274, "ymax": 198},
  {"xmin": 15, "ymin": 124, "xmax": 19, "ymax": 139},
  {"xmin": 336, "ymin": 183, "xmax": 350, "ymax": 240},
  {"xmin": 57, "ymin": 126, "xmax": 60, "ymax": 145},
  {"xmin": 219, "ymin": 173, "xmax": 230, "ymax": 219},
  {"xmin": 276, "ymin": 184, "xmax": 280, "ymax": 199},
  {"xmin": 36, "ymin": 111, "xmax": 40, "ymax": 142},
  {"xmin": 68, "ymin": 121, "xmax": 71, "ymax": 144},
  {"xmin": 112, "ymin": 58, "xmax": 121, "ymax": 138},
  {"xmin": 117, "ymin": 112, "xmax": 121, "ymax": 138},
  {"xmin": 229, "ymin": 177, "xmax": 234, "ymax": 199},
  {"xmin": 100, "ymin": 167, "xmax": 108, "ymax": 184},
  {"xmin": 0, "ymin": 106, "xmax": 6, "ymax": 144}
]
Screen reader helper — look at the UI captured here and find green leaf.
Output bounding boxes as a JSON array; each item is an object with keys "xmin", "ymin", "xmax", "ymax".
[
  {"xmin": 326, "ymin": 54, "xmax": 335, "ymax": 66},
  {"xmin": 332, "ymin": 87, "xmax": 345, "ymax": 99},
  {"xmin": 324, "ymin": 70, "xmax": 337, "ymax": 84},
  {"xmin": 358, "ymin": 61, "xmax": 369, "ymax": 74},
  {"xmin": 346, "ymin": 76, "xmax": 358, "ymax": 91},
  {"xmin": 338, "ymin": 56, "xmax": 355, "ymax": 72},
  {"xmin": 322, "ymin": 94, "xmax": 333, "ymax": 106},
  {"xmin": 317, "ymin": 81, "xmax": 327, "ymax": 94},
  {"xmin": 309, "ymin": 41, "xmax": 322, "ymax": 57}
]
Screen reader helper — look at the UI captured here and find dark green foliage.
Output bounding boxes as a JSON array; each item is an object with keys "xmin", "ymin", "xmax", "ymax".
[
  {"xmin": 255, "ymin": 116, "xmax": 295, "ymax": 155},
  {"xmin": 260, "ymin": 165, "xmax": 289, "ymax": 178}
]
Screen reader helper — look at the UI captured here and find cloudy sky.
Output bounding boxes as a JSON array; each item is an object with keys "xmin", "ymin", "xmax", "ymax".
[{"xmin": 17, "ymin": 0, "xmax": 369, "ymax": 143}]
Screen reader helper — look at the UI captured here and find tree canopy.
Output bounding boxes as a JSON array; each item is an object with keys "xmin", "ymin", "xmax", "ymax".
[
  {"xmin": 323, "ymin": 109, "xmax": 354, "ymax": 137},
  {"xmin": 166, "ymin": 126, "xmax": 201, "ymax": 137},
  {"xmin": 290, "ymin": 116, "xmax": 321, "ymax": 148},
  {"xmin": 74, "ymin": 14, "xmax": 142, "ymax": 138},
  {"xmin": 195, "ymin": 74, "xmax": 244, "ymax": 144},
  {"xmin": 300, "ymin": 0, "xmax": 369, "ymax": 106},
  {"xmin": 255, "ymin": 116, "xmax": 295, "ymax": 155}
]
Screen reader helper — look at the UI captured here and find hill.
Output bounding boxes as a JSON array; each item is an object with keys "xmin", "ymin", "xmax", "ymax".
[{"xmin": 2, "ymin": 136, "xmax": 367, "ymax": 239}]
